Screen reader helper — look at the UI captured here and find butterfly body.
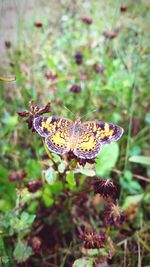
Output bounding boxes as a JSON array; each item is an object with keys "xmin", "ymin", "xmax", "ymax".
[{"xmin": 33, "ymin": 116, "xmax": 124, "ymax": 159}]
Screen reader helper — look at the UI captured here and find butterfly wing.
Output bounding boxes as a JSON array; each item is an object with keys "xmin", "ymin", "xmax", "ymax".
[
  {"xmin": 73, "ymin": 128, "xmax": 101, "ymax": 159},
  {"xmin": 82, "ymin": 121, "xmax": 124, "ymax": 144},
  {"xmin": 33, "ymin": 116, "xmax": 73, "ymax": 155},
  {"xmin": 73, "ymin": 121, "xmax": 123, "ymax": 159}
]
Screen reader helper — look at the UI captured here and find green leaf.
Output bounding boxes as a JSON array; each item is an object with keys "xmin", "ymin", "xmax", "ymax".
[
  {"xmin": 66, "ymin": 171, "xmax": 76, "ymax": 186},
  {"xmin": 95, "ymin": 143, "xmax": 119, "ymax": 176},
  {"xmin": 129, "ymin": 146, "xmax": 141, "ymax": 156},
  {"xmin": 58, "ymin": 161, "xmax": 67, "ymax": 173},
  {"xmin": 45, "ymin": 167, "xmax": 56, "ymax": 184},
  {"xmin": 50, "ymin": 181, "xmax": 63, "ymax": 196},
  {"xmin": 129, "ymin": 156, "xmax": 150, "ymax": 165},
  {"xmin": 43, "ymin": 187, "xmax": 54, "ymax": 207},
  {"xmin": 76, "ymin": 168, "xmax": 96, "ymax": 176},
  {"xmin": 20, "ymin": 211, "xmax": 36, "ymax": 227},
  {"xmin": 26, "ymin": 159, "xmax": 42, "ymax": 178},
  {"xmin": 73, "ymin": 258, "xmax": 94, "ymax": 267},
  {"xmin": 124, "ymin": 170, "xmax": 133, "ymax": 181},
  {"xmin": 122, "ymin": 194, "xmax": 144, "ymax": 210},
  {"xmin": 0, "ymin": 165, "xmax": 9, "ymax": 179},
  {"xmin": 43, "ymin": 195, "xmax": 54, "ymax": 207},
  {"xmin": 13, "ymin": 239, "xmax": 32, "ymax": 263},
  {"xmin": 145, "ymin": 112, "xmax": 150, "ymax": 124}
]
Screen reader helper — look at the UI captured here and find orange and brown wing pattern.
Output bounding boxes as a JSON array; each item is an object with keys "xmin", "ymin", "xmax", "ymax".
[
  {"xmin": 73, "ymin": 128, "xmax": 101, "ymax": 159},
  {"xmin": 82, "ymin": 121, "xmax": 124, "ymax": 144},
  {"xmin": 33, "ymin": 116, "xmax": 73, "ymax": 154}
]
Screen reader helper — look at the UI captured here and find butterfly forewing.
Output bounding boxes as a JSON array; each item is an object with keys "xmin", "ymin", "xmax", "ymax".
[{"xmin": 82, "ymin": 121, "xmax": 124, "ymax": 144}]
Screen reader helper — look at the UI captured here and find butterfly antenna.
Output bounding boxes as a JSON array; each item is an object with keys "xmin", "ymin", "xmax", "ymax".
[
  {"xmin": 64, "ymin": 106, "xmax": 76, "ymax": 119},
  {"xmin": 80, "ymin": 109, "xmax": 97, "ymax": 120}
]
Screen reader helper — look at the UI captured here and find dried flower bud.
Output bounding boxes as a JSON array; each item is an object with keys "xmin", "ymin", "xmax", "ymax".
[
  {"xmin": 18, "ymin": 100, "xmax": 51, "ymax": 131},
  {"xmin": 80, "ymin": 228, "xmax": 106, "ymax": 249},
  {"xmin": 67, "ymin": 151, "xmax": 96, "ymax": 166},
  {"xmin": 5, "ymin": 41, "xmax": 11, "ymax": 49},
  {"xmin": 30, "ymin": 236, "xmax": 42, "ymax": 253},
  {"xmin": 34, "ymin": 22, "xmax": 43, "ymax": 28},
  {"xmin": 70, "ymin": 84, "xmax": 81, "ymax": 93},
  {"xmin": 104, "ymin": 202, "xmax": 126, "ymax": 226},
  {"xmin": 81, "ymin": 17, "xmax": 93, "ymax": 25},
  {"xmin": 93, "ymin": 179, "xmax": 120, "ymax": 200},
  {"xmin": 27, "ymin": 180, "xmax": 42, "ymax": 193},
  {"xmin": 94, "ymin": 64, "xmax": 105, "ymax": 73},
  {"xmin": 8, "ymin": 170, "xmax": 26, "ymax": 182},
  {"xmin": 17, "ymin": 111, "xmax": 30, "ymax": 117},
  {"xmin": 120, "ymin": 6, "xmax": 128, "ymax": 12},
  {"xmin": 75, "ymin": 52, "xmax": 83, "ymax": 65},
  {"xmin": 45, "ymin": 70, "xmax": 57, "ymax": 80},
  {"xmin": 80, "ymin": 72, "xmax": 88, "ymax": 81},
  {"xmin": 103, "ymin": 30, "xmax": 118, "ymax": 40},
  {"xmin": 131, "ymin": 116, "xmax": 140, "ymax": 136}
]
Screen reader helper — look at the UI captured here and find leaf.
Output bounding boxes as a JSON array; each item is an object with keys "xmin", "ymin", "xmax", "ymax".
[
  {"xmin": 95, "ymin": 143, "xmax": 119, "ymax": 176},
  {"xmin": 13, "ymin": 239, "xmax": 32, "ymax": 263},
  {"xmin": 66, "ymin": 171, "xmax": 76, "ymax": 186},
  {"xmin": 0, "ymin": 165, "xmax": 9, "ymax": 179},
  {"xmin": 75, "ymin": 168, "xmax": 96, "ymax": 176},
  {"xmin": 129, "ymin": 156, "xmax": 150, "ymax": 165},
  {"xmin": 50, "ymin": 181, "xmax": 63, "ymax": 196},
  {"xmin": 58, "ymin": 161, "xmax": 67, "ymax": 173},
  {"xmin": 26, "ymin": 159, "xmax": 42, "ymax": 178},
  {"xmin": 42, "ymin": 187, "xmax": 54, "ymax": 207},
  {"xmin": 145, "ymin": 112, "xmax": 150, "ymax": 124},
  {"xmin": 73, "ymin": 258, "xmax": 94, "ymax": 267},
  {"xmin": 124, "ymin": 170, "xmax": 133, "ymax": 181},
  {"xmin": 43, "ymin": 195, "xmax": 54, "ymax": 207},
  {"xmin": 122, "ymin": 194, "xmax": 144, "ymax": 210},
  {"xmin": 20, "ymin": 211, "xmax": 36, "ymax": 227},
  {"xmin": 45, "ymin": 167, "xmax": 56, "ymax": 184}
]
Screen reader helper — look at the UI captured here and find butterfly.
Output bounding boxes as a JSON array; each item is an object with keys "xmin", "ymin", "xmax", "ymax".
[{"xmin": 33, "ymin": 116, "xmax": 124, "ymax": 159}]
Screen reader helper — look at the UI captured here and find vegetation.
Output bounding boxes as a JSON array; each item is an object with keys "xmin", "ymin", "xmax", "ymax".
[{"xmin": 0, "ymin": 1, "xmax": 150, "ymax": 266}]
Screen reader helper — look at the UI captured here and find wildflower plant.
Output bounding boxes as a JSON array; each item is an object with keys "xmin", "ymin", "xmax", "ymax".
[{"xmin": 17, "ymin": 100, "xmax": 125, "ymax": 266}]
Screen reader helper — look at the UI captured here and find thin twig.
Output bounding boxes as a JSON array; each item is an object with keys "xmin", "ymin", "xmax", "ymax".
[
  {"xmin": 112, "ymin": 169, "xmax": 150, "ymax": 183},
  {"xmin": 124, "ymin": 37, "xmax": 142, "ymax": 171},
  {"xmin": 124, "ymin": 240, "xmax": 127, "ymax": 267},
  {"xmin": 49, "ymin": 76, "xmax": 75, "ymax": 86},
  {"xmin": 137, "ymin": 236, "xmax": 142, "ymax": 267}
]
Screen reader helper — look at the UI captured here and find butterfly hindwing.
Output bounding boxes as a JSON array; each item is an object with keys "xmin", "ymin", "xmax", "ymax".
[
  {"xmin": 33, "ymin": 116, "xmax": 73, "ymax": 154},
  {"xmin": 73, "ymin": 129, "xmax": 101, "ymax": 159},
  {"xmin": 45, "ymin": 130, "xmax": 70, "ymax": 155}
]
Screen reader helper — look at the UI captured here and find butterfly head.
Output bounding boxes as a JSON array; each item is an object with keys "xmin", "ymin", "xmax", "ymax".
[{"xmin": 75, "ymin": 118, "xmax": 82, "ymax": 125}]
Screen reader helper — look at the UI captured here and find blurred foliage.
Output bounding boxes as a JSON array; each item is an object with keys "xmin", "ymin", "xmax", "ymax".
[{"xmin": 0, "ymin": 0, "xmax": 150, "ymax": 266}]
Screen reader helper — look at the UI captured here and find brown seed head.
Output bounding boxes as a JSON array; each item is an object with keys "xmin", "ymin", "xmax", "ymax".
[
  {"xmin": 93, "ymin": 179, "xmax": 120, "ymax": 201},
  {"xmin": 30, "ymin": 236, "xmax": 42, "ymax": 253},
  {"xmin": 70, "ymin": 84, "xmax": 81, "ymax": 93},
  {"xmin": 104, "ymin": 202, "xmax": 126, "ymax": 226},
  {"xmin": 75, "ymin": 51, "xmax": 83, "ymax": 65},
  {"xmin": 80, "ymin": 228, "xmax": 106, "ymax": 249},
  {"xmin": 34, "ymin": 22, "xmax": 43, "ymax": 28},
  {"xmin": 8, "ymin": 170, "xmax": 26, "ymax": 182},
  {"xmin": 81, "ymin": 17, "xmax": 93, "ymax": 25},
  {"xmin": 27, "ymin": 180, "xmax": 42, "ymax": 193}
]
